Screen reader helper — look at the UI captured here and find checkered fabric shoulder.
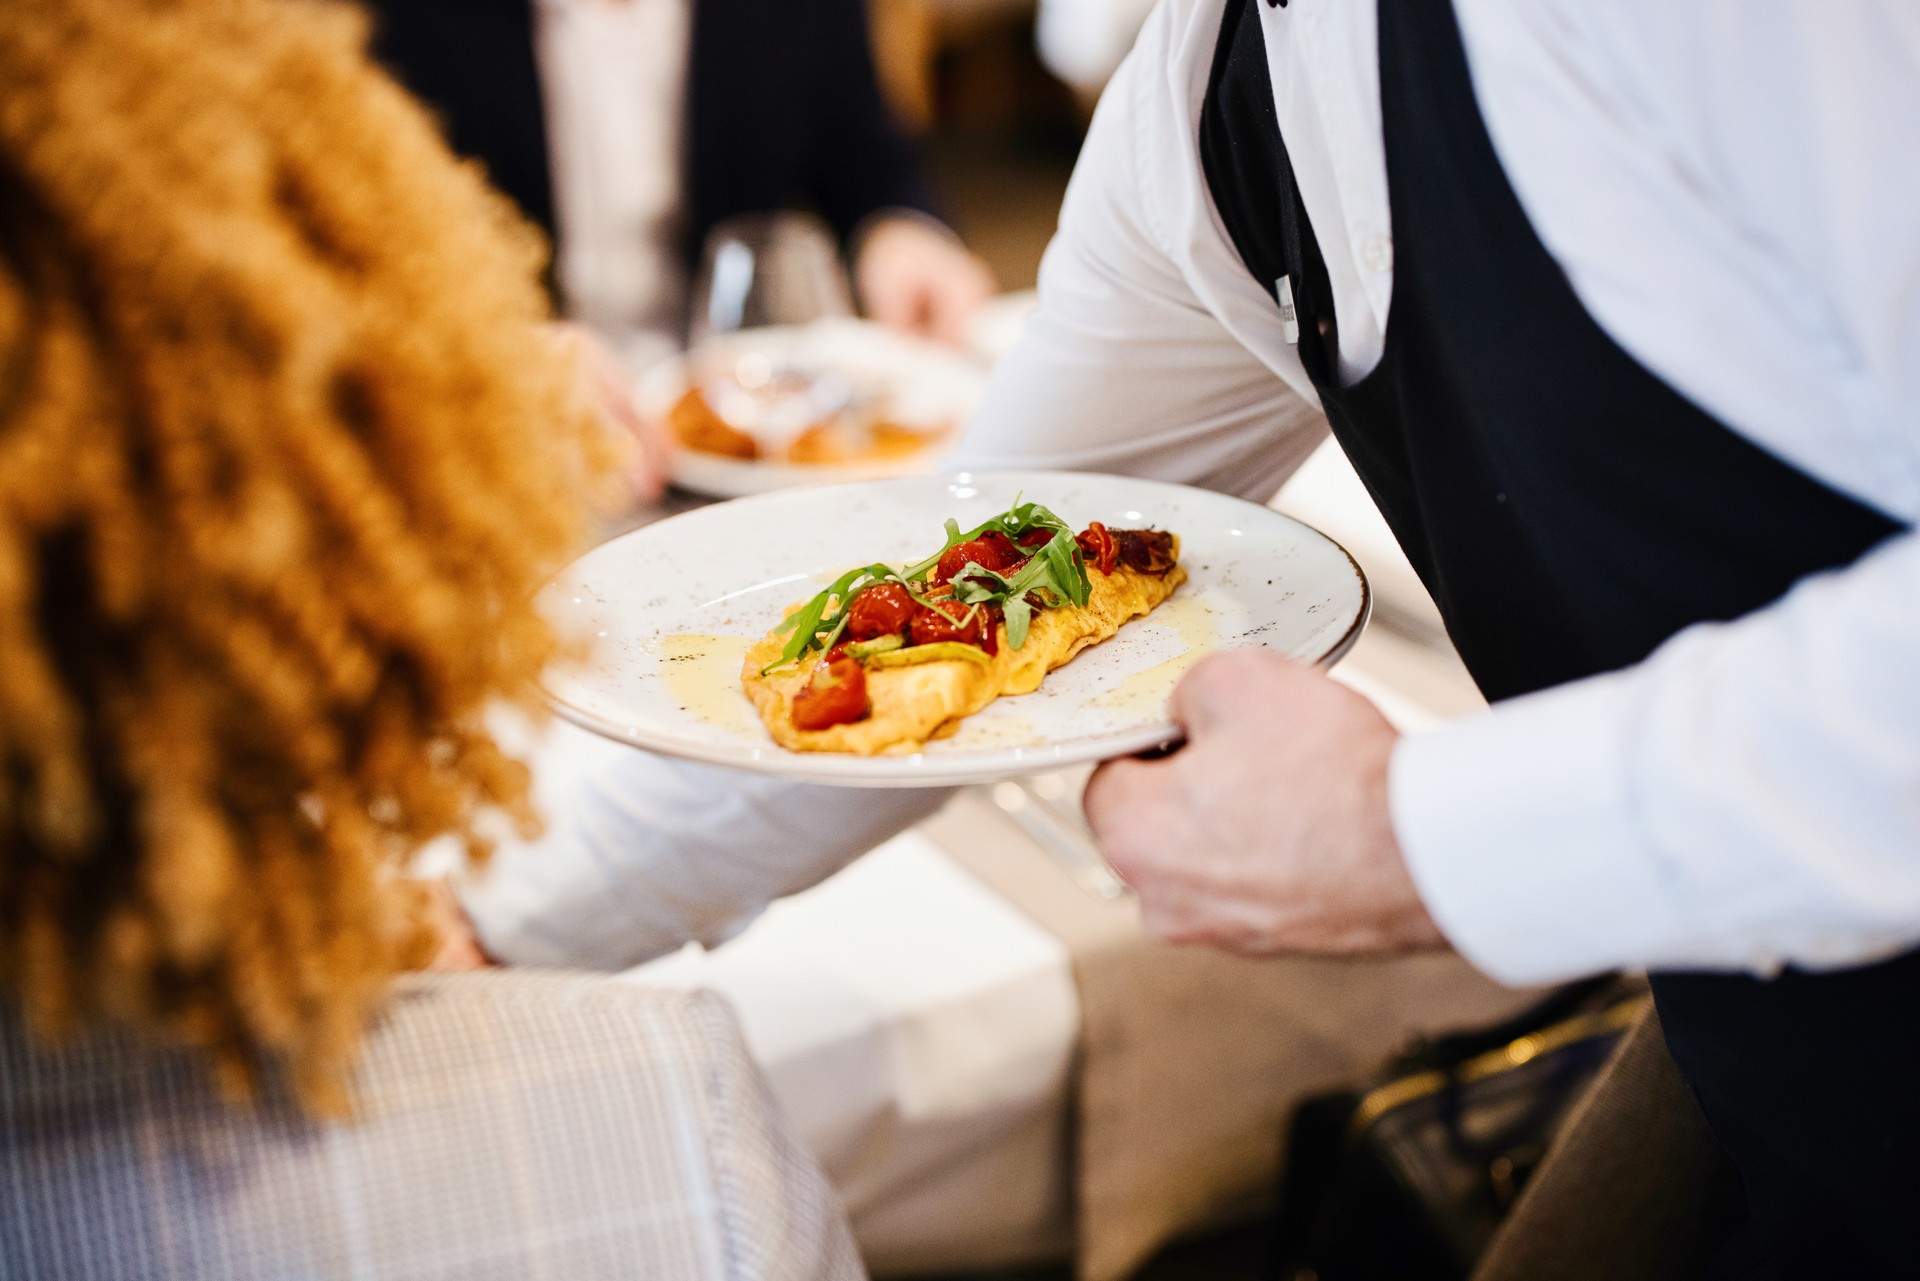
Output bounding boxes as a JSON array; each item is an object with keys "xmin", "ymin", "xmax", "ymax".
[{"xmin": 1, "ymin": 970, "xmax": 863, "ymax": 1281}]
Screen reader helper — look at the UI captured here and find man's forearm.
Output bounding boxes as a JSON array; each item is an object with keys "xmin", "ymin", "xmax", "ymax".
[{"xmin": 459, "ymin": 721, "xmax": 950, "ymax": 970}]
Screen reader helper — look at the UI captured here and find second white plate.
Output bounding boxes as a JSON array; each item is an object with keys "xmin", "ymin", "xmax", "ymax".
[
  {"xmin": 542, "ymin": 471, "xmax": 1369, "ymax": 786},
  {"xmin": 644, "ymin": 320, "xmax": 986, "ymax": 498}
]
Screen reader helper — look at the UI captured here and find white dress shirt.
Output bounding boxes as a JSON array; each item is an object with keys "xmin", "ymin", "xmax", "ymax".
[
  {"xmin": 468, "ymin": 0, "xmax": 1920, "ymax": 991},
  {"xmin": 534, "ymin": 0, "xmax": 690, "ymax": 370},
  {"xmin": 460, "ymin": 713, "xmax": 946, "ymax": 968},
  {"xmin": 959, "ymin": 0, "xmax": 1920, "ymax": 985}
]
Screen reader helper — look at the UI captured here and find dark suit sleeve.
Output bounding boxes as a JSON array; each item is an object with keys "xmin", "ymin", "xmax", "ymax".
[
  {"xmin": 361, "ymin": 0, "xmax": 557, "ymax": 243},
  {"xmin": 801, "ymin": 0, "xmax": 943, "ymax": 239}
]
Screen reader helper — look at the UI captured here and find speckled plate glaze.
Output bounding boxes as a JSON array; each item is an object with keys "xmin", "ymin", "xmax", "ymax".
[{"xmin": 542, "ymin": 471, "xmax": 1370, "ymax": 787}]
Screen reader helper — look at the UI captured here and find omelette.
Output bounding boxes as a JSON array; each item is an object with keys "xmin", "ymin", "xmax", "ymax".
[{"xmin": 742, "ymin": 503, "xmax": 1184, "ymax": 755}]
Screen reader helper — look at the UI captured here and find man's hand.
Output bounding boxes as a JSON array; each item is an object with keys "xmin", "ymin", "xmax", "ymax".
[
  {"xmin": 1083, "ymin": 650, "xmax": 1447, "ymax": 956},
  {"xmin": 854, "ymin": 216, "xmax": 995, "ymax": 347},
  {"xmin": 554, "ymin": 322, "xmax": 672, "ymax": 506},
  {"xmin": 423, "ymin": 877, "xmax": 497, "ymax": 972}
]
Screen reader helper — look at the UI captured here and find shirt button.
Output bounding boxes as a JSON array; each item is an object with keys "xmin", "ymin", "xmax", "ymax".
[{"xmin": 1362, "ymin": 234, "xmax": 1394, "ymax": 274}]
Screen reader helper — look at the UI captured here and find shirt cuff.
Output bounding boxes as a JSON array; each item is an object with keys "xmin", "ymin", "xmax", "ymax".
[{"xmin": 1388, "ymin": 669, "xmax": 1693, "ymax": 987}]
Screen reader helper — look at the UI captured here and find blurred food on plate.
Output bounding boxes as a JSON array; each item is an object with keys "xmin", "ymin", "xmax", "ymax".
[
  {"xmin": 667, "ymin": 361, "xmax": 951, "ymax": 467},
  {"xmin": 645, "ymin": 319, "xmax": 987, "ymax": 496}
]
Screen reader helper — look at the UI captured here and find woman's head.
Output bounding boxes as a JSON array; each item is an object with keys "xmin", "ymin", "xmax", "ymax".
[{"xmin": 0, "ymin": 0, "xmax": 600, "ymax": 1107}]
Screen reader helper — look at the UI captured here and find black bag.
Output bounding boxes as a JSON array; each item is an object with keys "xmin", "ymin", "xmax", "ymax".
[{"xmin": 1268, "ymin": 977, "xmax": 1647, "ymax": 1281}]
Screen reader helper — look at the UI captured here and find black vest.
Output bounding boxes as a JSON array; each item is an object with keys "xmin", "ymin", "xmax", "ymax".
[{"xmin": 1199, "ymin": 0, "xmax": 1914, "ymax": 1272}]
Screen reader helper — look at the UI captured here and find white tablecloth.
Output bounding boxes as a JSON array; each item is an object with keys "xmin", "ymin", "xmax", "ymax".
[{"xmin": 624, "ymin": 832, "xmax": 1080, "ymax": 1275}]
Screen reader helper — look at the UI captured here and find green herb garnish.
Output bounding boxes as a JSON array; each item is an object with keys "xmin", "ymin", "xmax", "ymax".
[
  {"xmin": 762, "ymin": 498, "xmax": 1093, "ymax": 674},
  {"xmin": 900, "ymin": 498, "xmax": 1077, "ymax": 581},
  {"xmin": 766, "ymin": 562, "xmax": 895, "ymax": 674},
  {"xmin": 948, "ymin": 529, "xmax": 1092, "ymax": 649}
]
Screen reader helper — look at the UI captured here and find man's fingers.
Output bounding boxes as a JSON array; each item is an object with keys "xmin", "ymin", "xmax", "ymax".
[
  {"xmin": 1169, "ymin": 648, "xmax": 1330, "ymax": 738},
  {"xmin": 422, "ymin": 878, "xmax": 497, "ymax": 972},
  {"xmin": 1084, "ymin": 755, "xmax": 1184, "ymax": 888},
  {"xmin": 1167, "ymin": 650, "xmax": 1259, "ymax": 736},
  {"xmin": 927, "ymin": 258, "xmax": 993, "ymax": 347},
  {"xmin": 862, "ymin": 282, "xmax": 916, "ymax": 332},
  {"xmin": 554, "ymin": 320, "xmax": 673, "ymax": 503},
  {"xmin": 1082, "ymin": 756, "xmax": 1150, "ymax": 843},
  {"xmin": 615, "ymin": 396, "xmax": 673, "ymax": 502},
  {"xmin": 855, "ymin": 217, "xmax": 993, "ymax": 346}
]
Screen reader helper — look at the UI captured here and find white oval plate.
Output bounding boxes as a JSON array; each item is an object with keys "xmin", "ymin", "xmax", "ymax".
[
  {"xmin": 542, "ymin": 471, "xmax": 1370, "ymax": 787},
  {"xmin": 644, "ymin": 319, "xmax": 987, "ymax": 499}
]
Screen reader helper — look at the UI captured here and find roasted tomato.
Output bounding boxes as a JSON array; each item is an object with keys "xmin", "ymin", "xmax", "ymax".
[
  {"xmin": 1117, "ymin": 529, "xmax": 1178, "ymax": 573},
  {"xmin": 1016, "ymin": 528, "xmax": 1055, "ymax": 549},
  {"xmin": 843, "ymin": 582, "xmax": 917, "ymax": 641},
  {"xmin": 792, "ymin": 657, "xmax": 869, "ymax": 730},
  {"xmin": 932, "ymin": 531, "xmax": 1022, "ymax": 585},
  {"xmin": 910, "ymin": 599, "xmax": 1000, "ymax": 655},
  {"xmin": 978, "ymin": 530, "xmax": 1021, "ymax": 564},
  {"xmin": 1075, "ymin": 522, "xmax": 1120, "ymax": 575},
  {"xmin": 667, "ymin": 388, "xmax": 758, "ymax": 460}
]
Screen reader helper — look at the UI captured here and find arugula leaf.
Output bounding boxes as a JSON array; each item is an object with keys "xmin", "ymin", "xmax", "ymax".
[
  {"xmin": 762, "ymin": 562, "xmax": 894, "ymax": 673},
  {"xmin": 1002, "ymin": 595, "xmax": 1033, "ymax": 649},
  {"xmin": 946, "ymin": 534, "xmax": 1090, "ymax": 652},
  {"xmin": 768, "ymin": 502, "xmax": 1094, "ymax": 671},
  {"xmin": 901, "ymin": 493, "xmax": 1076, "ymax": 581},
  {"xmin": 1040, "ymin": 533, "xmax": 1090, "ymax": 607}
]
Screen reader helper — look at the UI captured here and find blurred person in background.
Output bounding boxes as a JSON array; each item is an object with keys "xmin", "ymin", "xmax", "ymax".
[
  {"xmin": 0, "ymin": 2, "xmax": 858, "ymax": 1275},
  {"xmin": 366, "ymin": 0, "xmax": 995, "ymax": 371}
]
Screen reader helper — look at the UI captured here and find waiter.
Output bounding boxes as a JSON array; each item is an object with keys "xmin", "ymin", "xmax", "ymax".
[
  {"xmin": 957, "ymin": 0, "xmax": 1914, "ymax": 1274},
  {"xmin": 438, "ymin": 0, "xmax": 1918, "ymax": 1270}
]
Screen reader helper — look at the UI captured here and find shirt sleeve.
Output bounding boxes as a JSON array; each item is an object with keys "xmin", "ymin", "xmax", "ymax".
[
  {"xmin": 1392, "ymin": 3, "xmax": 1920, "ymax": 986},
  {"xmin": 459, "ymin": 717, "xmax": 948, "ymax": 970},
  {"xmin": 1395, "ymin": 530, "xmax": 1920, "ymax": 985},
  {"xmin": 952, "ymin": 12, "xmax": 1326, "ymax": 498}
]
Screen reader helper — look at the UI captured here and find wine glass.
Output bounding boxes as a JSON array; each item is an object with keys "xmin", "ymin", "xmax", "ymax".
[
  {"xmin": 685, "ymin": 213, "xmax": 859, "ymax": 449},
  {"xmin": 687, "ymin": 211, "xmax": 854, "ymax": 345}
]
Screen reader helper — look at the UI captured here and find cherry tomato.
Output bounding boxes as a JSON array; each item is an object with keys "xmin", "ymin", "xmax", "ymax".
[
  {"xmin": 977, "ymin": 530, "xmax": 1020, "ymax": 564},
  {"xmin": 1075, "ymin": 522, "xmax": 1119, "ymax": 575},
  {"xmin": 910, "ymin": 599, "xmax": 1000, "ymax": 655},
  {"xmin": 792, "ymin": 657, "xmax": 869, "ymax": 730},
  {"xmin": 843, "ymin": 582, "xmax": 917, "ymax": 640},
  {"xmin": 932, "ymin": 532, "xmax": 1022, "ymax": 585},
  {"xmin": 1016, "ymin": 528, "xmax": 1055, "ymax": 549}
]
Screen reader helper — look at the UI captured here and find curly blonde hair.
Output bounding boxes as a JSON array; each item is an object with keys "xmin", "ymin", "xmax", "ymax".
[{"xmin": 0, "ymin": 0, "xmax": 604, "ymax": 1109}]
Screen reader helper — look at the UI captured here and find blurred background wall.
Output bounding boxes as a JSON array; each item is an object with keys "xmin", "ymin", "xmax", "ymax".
[{"xmin": 869, "ymin": 0, "xmax": 1141, "ymax": 288}]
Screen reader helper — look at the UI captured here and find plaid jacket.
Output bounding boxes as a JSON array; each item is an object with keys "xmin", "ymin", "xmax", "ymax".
[{"xmin": 1, "ymin": 970, "xmax": 863, "ymax": 1280}]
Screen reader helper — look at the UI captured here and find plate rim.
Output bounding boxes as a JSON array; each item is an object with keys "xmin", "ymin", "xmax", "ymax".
[{"xmin": 543, "ymin": 471, "xmax": 1372, "ymax": 786}]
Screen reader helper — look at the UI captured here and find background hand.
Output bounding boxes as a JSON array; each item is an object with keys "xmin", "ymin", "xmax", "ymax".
[
  {"xmin": 555, "ymin": 322, "xmax": 672, "ymax": 506},
  {"xmin": 1083, "ymin": 649, "xmax": 1445, "ymax": 956},
  {"xmin": 423, "ymin": 877, "xmax": 496, "ymax": 972},
  {"xmin": 854, "ymin": 215, "xmax": 995, "ymax": 347}
]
